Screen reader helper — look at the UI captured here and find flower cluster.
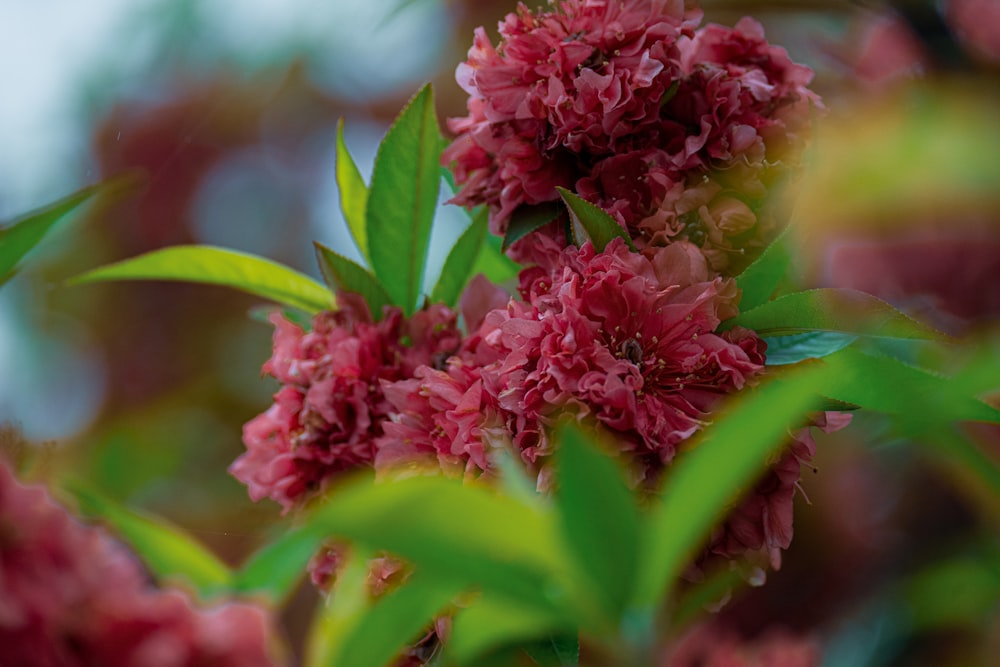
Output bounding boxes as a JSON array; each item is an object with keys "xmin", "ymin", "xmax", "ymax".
[
  {"xmin": 0, "ymin": 463, "xmax": 278, "ymax": 667},
  {"xmin": 230, "ymin": 293, "xmax": 461, "ymax": 510},
  {"xmin": 444, "ymin": 2, "xmax": 818, "ymax": 272},
  {"xmin": 231, "ymin": 0, "xmax": 844, "ymax": 618}
]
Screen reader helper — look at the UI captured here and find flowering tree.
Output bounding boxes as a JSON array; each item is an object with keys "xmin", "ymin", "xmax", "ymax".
[{"xmin": 2, "ymin": 0, "xmax": 999, "ymax": 665}]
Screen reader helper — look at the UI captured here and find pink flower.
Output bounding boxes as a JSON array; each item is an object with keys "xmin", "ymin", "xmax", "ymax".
[
  {"xmin": 230, "ymin": 294, "xmax": 462, "ymax": 510},
  {"xmin": 444, "ymin": 0, "xmax": 699, "ymax": 235},
  {"xmin": 477, "ymin": 237, "xmax": 766, "ymax": 486},
  {"xmin": 0, "ymin": 463, "xmax": 279, "ymax": 667}
]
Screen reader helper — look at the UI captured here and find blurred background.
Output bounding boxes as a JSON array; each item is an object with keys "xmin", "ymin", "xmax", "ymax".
[{"xmin": 1, "ymin": 0, "xmax": 998, "ymax": 664}]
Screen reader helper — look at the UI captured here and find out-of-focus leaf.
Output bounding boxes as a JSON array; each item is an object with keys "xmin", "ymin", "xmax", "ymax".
[
  {"xmin": 68, "ymin": 245, "xmax": 334, "ymax": 314},
  {"xmin": 231, "ymin": 523, "xmax": 324, "ymax": 606},
  {"xmin": 734, "ymin": 227, "xmax": 791, "ymax": 311},
  {"xmin": 66, "ymin": 481, "xmax": 231, "ymax": 599},
  {"xmin": 724, "ymin": 288, "xmax": 948, "ymax": 340},
  {"xmin": 762, "ymin": 331, "xmax": 858, "ymax": 365},
  {"xmin": 820, "ymin": 347, "xmax": 1000, "ymax": 427},
  {"xmin": 670, "ymin": 566, "xmax": 746, "ymax": 630},
  {"xmin": 366, "ymin": 84, "xmax": 441, "ymax": 314},
  {"xmin": 314, "ymin": 242, "xmax": 393, "ymax": 319},
  {"xmin": 636, "ymin": 364, "xmax": 831, "ymax": 607},
  {"xmin": 431, "ymin": 207, "xmax": 488, "ymax": 306},
  {"xmin": 906, "ymin": 552, "xmax": 1000, "ymax": 631},
  {"xmin": 556, "ymin": 423, "xmax": 640, "ymax": 621},
  {"xmin": 502, "ymin": 202, "xmax": 562, "ymax": 252},
  {"xmin": 522, "ymin": 635, "xmax": 581, "ymax": 666},
  {"xmin": 443, "ymin": 594, "xmax": 572, "ymax": 666},
  {"xmin": 473, "ymin": 234, "xmax": 521, "ymax": 285},
  {"xmin": 305, "ymin": 547, "xmax": 372, "ymax": 667},
  {"xmin": 304, "ymin": 474, "xmax": 568, "ymax": 614},
  {"xmin": 325, "ymin": 571, "xmax": 462, "ymax": 667},
  {"xmin": 335, "ymin": 118, "xmax": 370, "ymax": 264},
  {"xmin": 557, "ymin": 188, "xmax": 634, "ymax": 252},
  {"xmin": 0, "ymin": 176, "xmax": 136, "ymax": 285}
]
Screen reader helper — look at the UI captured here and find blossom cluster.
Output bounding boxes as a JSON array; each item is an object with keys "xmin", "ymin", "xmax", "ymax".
[
  {"xmin": 443, "ymin": 1, "xmax": 818, "ymax": 273},
  {"xmin": 231, "ymin": 0, "xmax": 842, "ymax": 607},
  {"xmin": 0, "ymin": 463, "xmax": 278, "ymax": 667}
]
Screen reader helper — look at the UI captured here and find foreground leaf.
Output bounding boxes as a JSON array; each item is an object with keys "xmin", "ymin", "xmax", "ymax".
[
  {"xmin": 325, "ymin": 571, "xmax": 462, "ymax": 667},
  {"xmin": 725, "ymin": 288, "xmax": 947, "ymax": 340},
  {"xmin": 304, "ymin": 474, "xmax": 567, "ymax": 614},
  {"xmin": 66, "ymin": 482, "xmax": 231, "ymax": 599},
  {"xmin": 502, "ymin": 202, "xmax": 563, "ymax": 252},
  {"xmin": 431, "ymin": 207, "xmax": 488, "ymax": 306},
  {"xmin": 556, "ymin": 423, "xmax": 640, "ymax": 622},
  {"xmin": 557, "ymin": 188, "xmax": 635, "ymax": 252},
  {"xmin": 0, "ymin": 177, "xmax": 135, "ymax": 284},
  {"xmin": 69, "ymin": 245, "xmax": 334, "ymax": 314},
  {"xmin": 315, "ymin": 242, "xmax": 393, "ymax": 318},
  {"xmin": 335, "ymin": 118, "xmax": 371, "ymax": 264},
  {"xmin": 636, "ymin": 364, "xmax": 831, "ymax": 607},
  {"xmin": 306, "ymin": 548, "xmax": 373, "ymax": 667},
  {"xmin": 231, "ymin": 523, "xmax": 323, "ymax": 605},
  {"xmin": 366, "ymin": 84, "xmax": 441, "ymax": 313}
]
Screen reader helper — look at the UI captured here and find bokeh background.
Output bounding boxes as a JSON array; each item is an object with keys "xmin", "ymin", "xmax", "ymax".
[{"xmin": 2, "ymin": 0, "xmax": 998, "ymax": 664}]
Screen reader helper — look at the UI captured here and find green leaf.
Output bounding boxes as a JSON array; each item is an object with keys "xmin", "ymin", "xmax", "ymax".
[
  {"xmin": 69, "ymin": 245, "xmax": 334, "ymax": 314},
  {"xmin": 305, "ymin": 547, "xmax": 373, "ymax": 667},
  {"xmin": 522, "ymin": 635, "xmax": 581, "ymax": 667},
  {"xmin": 367, "ymin": 84, "xmax": 441, "ymax": 314},
  {"xmin": 304, "ymin": 474, "xmax": 569, "ymax": 614},
  {"xmin": 431, "ymin": 206, "xmax": 488, "ymax": 306},
  {"xmin": 820, "ymin": 347, "xmax": 1000, "ymax": 427},
  {"xmin": 0, "ymin": 176, "xmax": 136, "ymax": 285},
  {"xmin": 314, "ymin": 242, "xmax": 393, "ymax": 319},
  {"xmin": 326, "ymin": 571, "xmax": 462, "ymax": 667},
  {"xmin": 556, "ymin": 188, "xmax": 635, "ymax": 252},
  {"xmin": 762, "ymin": 331, "xmax": 858, "ymax": 365},
  {"xmin": 502, "ymin": 202, "xmax": 563, "ymax": 252},
  {"xmin": 636, "ymin": 364, "xmax": 832, "ymax": 608},
  {"xmin": 724, "ymin": 288, "xmax": 948, "ymax": 340},
  {"xmin": 734, "ymin": 227, "xmax": 792, "ymax": 311},
  {"xmin": 906, "ymin": 552, "xmax": 1000, "ymax": 631},
  {"xmin": 555, "ymin": 423, "xmax": 640, "ymax": 621},
  {"xmin": 65, "ymin": 481, "xmax": 231, "ymax": 599},
  {"xmin": 231, "ymin": 524, "xmax": 325, "ymax": 605},
  {"xmin": 335, "ymin": 118, "xmax": 371, "ymax": 264},
  {"xmin": 473, "ymin": 233, "xmax": 521, "ymax": 285},
  {"xmin": 443, "ymin": 594, "xmax": 572, "ymax": 666}
]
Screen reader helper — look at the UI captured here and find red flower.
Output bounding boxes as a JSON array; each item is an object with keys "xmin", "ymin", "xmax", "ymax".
[
  {"xmin": 478, "ymin": 237, "xmax": 766, "ymax": 485},
  {"xmin": 0, "ymin": 464, "xmax": 278, "ymax": 667},
  {"xmin": 230, "ymin": 294, "xmax": 462, "ymax": 510}
]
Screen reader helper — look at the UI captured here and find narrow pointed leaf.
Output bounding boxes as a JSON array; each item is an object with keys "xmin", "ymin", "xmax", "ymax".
[
  {"xmin": 431, "ymin": 206, "xmax": 488, "ymax": 306},
  {"xmin": 556, "ymin": 423, "xmax": 640, "ymax": 620},
  {"xmin": 444, "ymin": 594, "xmax": 572, "ymax": 666},
  {"xmin": 335, "ymin": 118, "xmax": 371, "ymax": 264},
  {"xmin": 69, "ymin": 245, "xmax": 333, "ymax": 314},
  {"xmin": 501, "ymin": 201, "xmax": 563, "ymax": 252},
  {"xmin": 65, "ymin": 482, "xmax": 231, "ymax": 599},
  {"xmin": 367, "ymin": 84, "xmax": 441, "ymax": 314},
  {"xmin": 305, "ymin": 548, "xmax": 373, "ymax": 667},
  {"xmin": 734, "ymin": 227, "xmax": 792, "ymax": 311},
  {"xmin": 314, "ymin": 242, "xmax": 393, "ymax": 318},
  {"xmin": 557, "ymin": 188, "xmax": 635, "ymax": 252},
  {"xmin": 327, "ymin": 572, "xmax": 462, "ymax": 667},
  {"xmin": 725, "ymin": 288, "xmax": 948, "ymax": 340},
  {"xmin": 305, "ymin": 474, "xmax": 567, "ymax": 614},
  {"xmin": 819, "ymin": 347, "xmax": 1000, "ymax": 426},
  {"xmin": 0, "ymin": 177, "xmax": 136, "ymax": 284},
  {"xmin": 762, "ymin": 331, "xmax": 858, "ymax": 365},
  {"xmin": 231, "ymin": 524, "xmax": 325, "ymax": 605},
  {"xmin": 523, "ymin": 635, "xmax": 581, "ymax": 667},
  {"xmin": 636, "ymin": 365, "xmax": 831, "ymax": 607}
]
